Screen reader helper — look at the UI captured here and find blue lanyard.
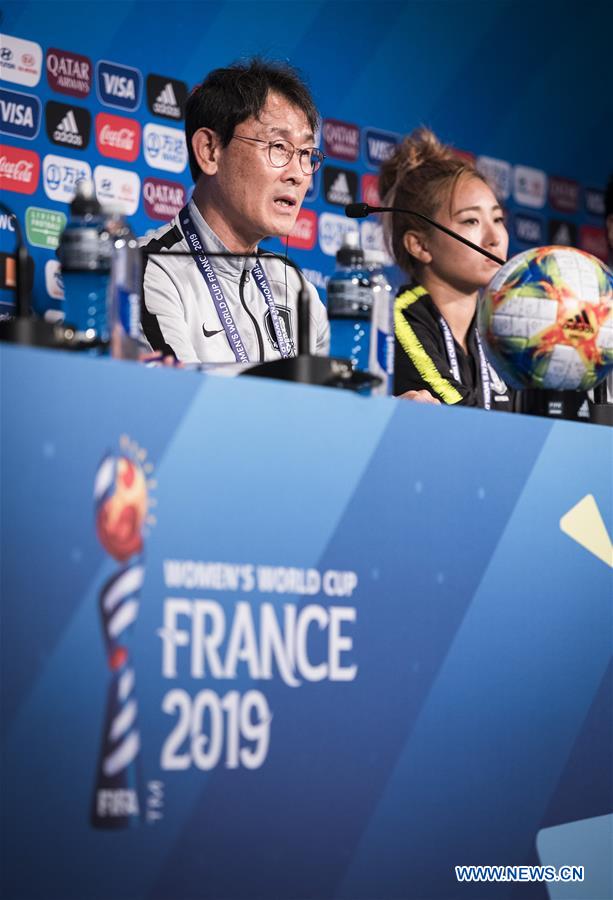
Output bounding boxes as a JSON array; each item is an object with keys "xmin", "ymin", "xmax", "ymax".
[
  {"xmin": 438, "ymin": 315, "xmax": 491, "ymax": 410},
  {"xmin": 179, "ymin": 206, "xmax": 291, "ymax": 361}
]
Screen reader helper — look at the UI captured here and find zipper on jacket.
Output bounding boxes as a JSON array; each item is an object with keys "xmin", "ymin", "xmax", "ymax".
[{"xmin": 239, "ymin": 268, "xmax": 265, "ymax": 361}]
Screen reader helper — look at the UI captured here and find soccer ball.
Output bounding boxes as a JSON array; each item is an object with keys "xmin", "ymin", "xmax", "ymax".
[
  {"xmin": 478, "ymin": 246, "xmax": 613, "ymax": 390},
  {"xmin": 95, "ymin": 455, "xmax": 148, "ymax": 562}
]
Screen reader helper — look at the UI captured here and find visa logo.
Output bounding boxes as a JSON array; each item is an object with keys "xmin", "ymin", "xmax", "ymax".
[
  {"xmin": 102, "ymin": 73, "xmax": 135, "ymax": 99},
  {"xmin": 96, "ymin": 60, "xmax": 141, "ymax": 111},
  {"xmin": 0, "ymin": 88, "xmax": 40, "ymax": 139},
  {"xmin": 364, "ymin": 128, "xmax": 398, "ymax": 167},
  {"xmin": 1, "ymin": 100, "xmax": 34, "ymax": 126},
  {"xmin": 514, "ymin": 214, "xmax": 543, "ymax": 244}
]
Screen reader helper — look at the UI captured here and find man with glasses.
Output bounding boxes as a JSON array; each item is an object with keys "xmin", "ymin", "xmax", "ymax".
[{"xmin": 141, "ymin": 58, "xmax": 329, "ymax": 365}]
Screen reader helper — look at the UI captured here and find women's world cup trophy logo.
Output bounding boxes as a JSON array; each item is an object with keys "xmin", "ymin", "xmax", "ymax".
[{"xmin": 91, "ymin": 438, "xmax": 154, "ymax": 829}]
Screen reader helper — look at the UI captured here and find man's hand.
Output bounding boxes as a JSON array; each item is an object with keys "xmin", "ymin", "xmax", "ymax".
[
  {"xmin": 139, "ymin": 351, "xmax": 183, "ymax": 367},
  {"xmin": 398, "ymin": 389, "xmax": 441, "ymax": 404}
]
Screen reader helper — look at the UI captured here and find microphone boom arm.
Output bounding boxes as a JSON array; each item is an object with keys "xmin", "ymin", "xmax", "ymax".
[{"xmin": 345, "ymin": 202, "xmax": 506, "ymax": 265}]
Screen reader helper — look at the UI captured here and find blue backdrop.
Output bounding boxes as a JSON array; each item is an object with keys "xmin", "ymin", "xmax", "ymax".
[{"xmin": 1, "ymin": 0, "xmax": 612, "ymax": 315}]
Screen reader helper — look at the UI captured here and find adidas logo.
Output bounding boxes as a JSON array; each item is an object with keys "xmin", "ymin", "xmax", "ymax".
[
  {"xmin": 577, "ymin": 399, "xmax": 590, "ymax": 419},
  {"xmin": 563, "ymin": 309, "xmax": 593, "ymax": 335},
  {"xmin": 327, "ymin": 173, "xmax": 352, "ymax": 204},
  {"xmin": 153, "ymin": 82, "xmax": 180, "ymax": 118},
  {"xmin": 53, "ymin": 109, "xmax": 83, "ymax": 146}
]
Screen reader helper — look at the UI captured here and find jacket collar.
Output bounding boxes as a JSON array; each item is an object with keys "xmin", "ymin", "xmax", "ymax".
[{"xmin": 187, "ymin": 199, "xmax": 257, "ymax": 278}]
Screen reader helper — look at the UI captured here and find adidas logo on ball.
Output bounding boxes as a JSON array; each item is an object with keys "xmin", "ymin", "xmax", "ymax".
[{"xmin": 562, "ymin": 310, "xmax": 594, "ymax": 336}]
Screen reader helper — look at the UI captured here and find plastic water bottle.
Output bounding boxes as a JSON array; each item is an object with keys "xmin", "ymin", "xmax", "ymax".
[
  {"xmin": 365, "ymin": 249, "xmax": 394, "ymax": 395},
  {"xmin": 105, "ymin": 208, "xmax": 143, "ymax": 359},
  {"xmin": 326, "ymin": 232, "xmax": 373, "ymax": 370},
  {"xmin": 57, "ymin": 179, "xmax": 112, "ymax": 346}
]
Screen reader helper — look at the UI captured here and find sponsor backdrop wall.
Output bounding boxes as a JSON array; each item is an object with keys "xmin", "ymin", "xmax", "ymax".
[{"xmin": 1, "ymin": 0, "xmax": 612, "ymax": 314}]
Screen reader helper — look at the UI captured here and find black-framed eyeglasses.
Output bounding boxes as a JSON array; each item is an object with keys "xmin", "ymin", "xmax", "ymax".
[{"xmin": 231, "ymin": 134, "xmax": 325, "ymax": 174}]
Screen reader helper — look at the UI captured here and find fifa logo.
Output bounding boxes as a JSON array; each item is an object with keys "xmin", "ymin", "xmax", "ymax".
[{"xmin": 91, "ymin": 437, "xmax": 155, "ymax": 828}]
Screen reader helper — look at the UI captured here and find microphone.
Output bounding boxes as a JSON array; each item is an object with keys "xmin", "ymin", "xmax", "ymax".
[{"xmin": 344, "ymin": 202, "xmax": 506, "ymax": 265}]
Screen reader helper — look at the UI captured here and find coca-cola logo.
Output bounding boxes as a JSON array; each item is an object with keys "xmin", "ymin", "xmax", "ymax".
[
  {"xmin": 95, "ymin": 112, "xmax": 140, "ymax": 162},
  {"xmin": 361, "ymin": 173, "xmax": 380, "ymax": 208},
  {"xmin": 287, "ymin": 209, "xmax": 317, "ymax": 250},
  {"xmin": 322, "ymin": 119, "xmax": 360, "ymax": 162},
  {"xmin": 100, "ymin": 125, "xmax": 134, "ymax": 147},
  {"xmin": 0, "ymin": 158, "xmax": 33, "ymax": 180},
  {"xmin": 0, "ymin": 146, "xmax": 40, "ymax": 194},
  {"xmin": 142, "ymin": 176, "xmax": 186, "ymax": 220}
]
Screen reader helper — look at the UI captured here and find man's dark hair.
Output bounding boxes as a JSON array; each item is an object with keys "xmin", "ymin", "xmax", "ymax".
[{"xmin": 185, "ymin": 57, "xmax": 320, "ymax": 182}]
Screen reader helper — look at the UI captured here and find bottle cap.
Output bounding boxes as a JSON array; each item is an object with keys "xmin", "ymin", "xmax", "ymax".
[
  {"xmin": 70, "ymin": 179, "xmax": 102, "ymax": 216},
  {"xmin": 337, "ymin": 231, "xmax": 364, "ymax": 267}
]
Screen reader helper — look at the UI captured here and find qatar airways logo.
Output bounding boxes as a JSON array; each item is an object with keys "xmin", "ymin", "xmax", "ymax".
[
  {"xmin": 46, "ymin": 48, "xmax": 92, "ymax": 98},
  {"xmin": 96, "ymin": 113, "xmax": 140, "ymax": 162},
  {"xmin": 322, "ymin": 119, "xmax": 360, "ymax": 162},
  {"xmin": 549, "ymin": 176, "xmax": 579, "ymax": 214},
  {"xmin": 142, "ymin": 177, "xmax": 186, "ymax": 220},
  {"xmin": 0, "ymin": 146, "xmax": 40, "ymax": 194},
  {"xmin": 287, "ymin": 209, "xmax": 317, "ymax": 250}
]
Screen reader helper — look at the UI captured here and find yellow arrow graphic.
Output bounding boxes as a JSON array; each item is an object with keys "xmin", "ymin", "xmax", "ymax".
[{"xmin": 559, "ymin": 494, "xmax": 613, "ymax": 569}]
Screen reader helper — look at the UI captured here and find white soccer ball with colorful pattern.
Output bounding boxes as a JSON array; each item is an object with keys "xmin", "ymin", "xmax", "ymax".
[{"xmin": 478, "ymin": 246, "xmax": 613, "ymax": 390}]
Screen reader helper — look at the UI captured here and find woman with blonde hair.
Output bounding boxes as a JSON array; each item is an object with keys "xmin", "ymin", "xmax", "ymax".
[{"xmin": 380, "ymin": 127, "xmax": 513, "ymax": 409}]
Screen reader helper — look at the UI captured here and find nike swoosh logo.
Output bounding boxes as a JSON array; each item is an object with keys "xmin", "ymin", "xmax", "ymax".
[{"xmin": 202, "ymin": 323, "xmax": 223, "ymax": 338}]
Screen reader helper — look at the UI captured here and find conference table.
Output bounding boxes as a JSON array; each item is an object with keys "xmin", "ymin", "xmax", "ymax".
[{"xmin": 1, "ymin": 344, "xmax": 611, "ymax": 900}]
